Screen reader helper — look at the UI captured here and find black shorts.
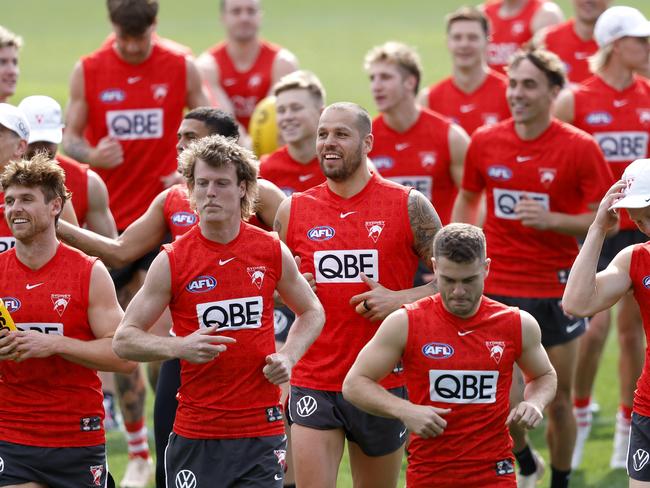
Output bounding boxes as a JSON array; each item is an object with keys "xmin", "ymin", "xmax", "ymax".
[
  {"xmin": 598, "ymin": 229, "xmax": 647, "ymax": 271},
  {"xmin": 273, "ymin": 305, "xmax": 295, "ymax": 343},
  {"xmin": 0, "ymin": 441, "xmax": 113, "ymax": 487},
  {"xmin": 287, "ymin": 385, "xmax": 408, "ymax": 457},
  {"xmin": 109, "ymin": 231, "xmax": 171, "ymax": 290},
  {"xmin": 165, "ymin": 433, "xmax": 286, "ymax": 487},
  {"xmin": 628, "ymin": 412, "xmax": 650, "ymax": 480},
  {"xmin": 488, "ymin": 295, "xmax": 586, "ymax": 348}
]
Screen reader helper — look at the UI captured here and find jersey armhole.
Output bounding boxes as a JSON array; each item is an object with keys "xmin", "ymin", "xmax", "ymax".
[
  {"xmin": 286, "ymin": 195, "xmax": 299, "ymax": 250},
  {"xmin": 162, "ymin": 245, "xmax": 177, "ymax": 300},
  {"xmin": 82, "ymin": 256, "xmax": 99, "ymax": 312},
  {"xmin": 514, "ymin": 307, "xmax": 523, "ymax": 360}
]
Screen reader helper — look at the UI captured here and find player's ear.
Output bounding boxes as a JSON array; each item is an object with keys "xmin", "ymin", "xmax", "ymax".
[{"xmin": 484, "ymin": 258, "xmax": 491, "ymax": 277}]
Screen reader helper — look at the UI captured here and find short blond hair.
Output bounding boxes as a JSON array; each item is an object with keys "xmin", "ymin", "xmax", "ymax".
[
  {"xmin": 364, "ymin": 41, "xmax": 423, "ymax": 94},
  {"xmin": 588, "ymin": 43, "xmax": 614, "ymax": 74},
  {"xmin": 0, "ymin": 26, "xmax": 23, "ymax": 50},
  {"xmin": 272, "ymin": 70, "xmax": 326, "ymax": 108},
  {"xmin": 178, "ymin": 134, "xmax": 259, "ymax": 220}
]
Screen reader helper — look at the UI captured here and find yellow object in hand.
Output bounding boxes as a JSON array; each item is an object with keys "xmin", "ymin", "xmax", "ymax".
[{"xmin": 0, "ymin": 298, "xmax": 17, "ymax": 332}]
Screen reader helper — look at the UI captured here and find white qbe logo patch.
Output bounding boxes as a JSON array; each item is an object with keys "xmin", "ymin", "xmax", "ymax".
[
  {"xmin": 296, "ymin": 395, "xmax": 318, "ymax": 417},
  {"xmin": 634, "ymin": 449, "xmax": 650, "ymax": 471},
  {"xmin": 175, "ymin": 469, "xmax": 197, "ymax": 488}
]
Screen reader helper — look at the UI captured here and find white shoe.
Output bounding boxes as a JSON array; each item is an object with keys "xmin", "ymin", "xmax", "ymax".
[
  {"xmin": 120, "ymin": 457, "xmax": 154, "ymax": 488},
  {"xmin": 572, "ymin": 406, "xmax": 593, "ymax": 469},
  {"xmin": 516, "ymin": 449, "xmax": 545, "ymax": 488},
  {"xmin": 610, "ymin": 412, "xmax": 631, "ymax": 469}
]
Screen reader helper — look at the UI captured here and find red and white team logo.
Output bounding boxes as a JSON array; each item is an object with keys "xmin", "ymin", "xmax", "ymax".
[
  {"xmin": 482, "ymin": 113, "xmax": 499, "ymax": 126},
  {"xmin": 637, "ymin": 108, "xmax": 650, "ymax": 124},
  {"xmin": 247, "ymin": 266, "xmax": 266, "ymax": 289},
  {"xmin": 89, "ymin": 465, "xmax": 104, "ymax": 486},
  {"xmin": 51, "ymin": 294, "xmax": 71, "ymax": 317},
  {"xmin": 486, "ymin": 341, "xmax": 505, "ymax": 364},
  {"xmin": 511, "ymin": 21, "xmax": 525, "ymax": 36},
  {"xmin": 538, "ymin": 168, "xmax": 557, "ymax": 188},
  {"xmin": 274, "ymin": 449, "xmax": 287, "ymax": 472},
  {"xmin": 151, "ymin": 83, "xmax": 169, "ymax": 102},
  {"xmin": 365, "ymin": 221, "xmax": 385, "ymax": 243},
  {"xmin": 248, "ymin": 74, "xmax": 262, "ymax": 88},
  {"xmin": 419, "ymin": 151, "xmax": 437, "ymax": 168}
]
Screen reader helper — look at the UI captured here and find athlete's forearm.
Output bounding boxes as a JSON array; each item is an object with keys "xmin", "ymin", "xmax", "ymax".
[
  {"xmin": 342, "ymin": 374, "xmax": 407, "ymax": 420},
  {"xmin": 112, "ymin": 324, "xmax": 184, "ymax": 362},
  {"xmin": 523, "ymin": 368, "xmax": 557, "ymax": 414},
  {"xmin": 62, "ymin": 133, "xmax": 93, "ymax": 164},
  {"xmin": 277, "ymin": 308, "xmax": 324, "ymax": 367},
  {"xmin": 546, "ymin": 211, "xmax": 597, "ymax": 237},
  {"xmin": 55, "ymin": 336, "xmax": 136, "ymax": 373}
]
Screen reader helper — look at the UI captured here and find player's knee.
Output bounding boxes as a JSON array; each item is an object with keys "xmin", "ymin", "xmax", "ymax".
[{"xmin": 547, "ymin": 393, "xmax": 573, "ymax": 423}]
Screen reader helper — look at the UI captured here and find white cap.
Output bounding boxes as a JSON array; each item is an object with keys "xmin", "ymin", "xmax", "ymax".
[
  {"xmin": 17, "ymin": 95, "xmax": 64, "ymax": 144},
  {"xmin": 594, "ymin": 6, "xmax": 650, "ymax": 48},
  {"xmin": 611, "ymin": 159, "xmax": 650, "ymax": 209},
  {"xmin": 0, "ymin": 103, "xmax": 30, "ymax": 142}
]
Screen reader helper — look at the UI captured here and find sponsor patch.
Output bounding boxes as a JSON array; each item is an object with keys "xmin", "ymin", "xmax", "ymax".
[
  {"xmin": 634, "ymin": 449, "xmax": 650, "ymax": 471},
  {"xmin": 106, "ymin": 108, "xmax": 163, "ymax": 140},
  {"xmin": 496, "ymin": 459, "xmax": 515, "ymax": 476},
  {"xmin": 643, "ymin": 276, "xmax": 650, "ymax": 289},
  {"xmin": 15, "ymin": 322, "xmax": 63, "ymax": 335},
  {"xmin": 99, "ymin": 88, "xmax": 125, "ymax": 104},
  {"xmin": 1, "ymin": 297, "xmax": 20, "ymax": 313},
  {"xmin": 422, "ymin": 342, "xmax": 454, "ymax": 359},
  {"xmin": 307, "ymin": 225, "xmax": 335, "ymax": 241},
  {"xmin": 266, "ymin": 405, "xmax": 283, "ymax": 423},
  {"xmin": 196, "ymin": 297, "xmax": 263, "ymax": 330},
  {"xmin": 493, "ymin": 188, "xmax": 549, "ymax": 220},
  {"xmin": 295, "ymin": 395, "xmax": 318, "ymax": 417},
  {"xmin": 80, "ymin": 416, "xmax": 101, "ymax": 432},
  {"xmin": 372, "ymin": 156, "xmax": 394, "ymax": 170},
  {"xmin": 0, "ymin": 236, "xmax": 16, "ymax": 254},
  {"xmin": 171, "ymin": 211, "xmax": 197, "ymax": 227},
  {"xmin": 594, "ymin": 131, "xmax": 648, "ymax": 162},
  {"xmin": 314, "ymin": 249, "xmax": 378, "ymax": 283},
  {"xmin": 387, "ymin": 175, "xmax": 432, "ymax": 200},
  {"xmin": 585, "ymin": 111, "xmax": 612, "ymax": 126},
  {"xmin": 429, "ymin": 370, "xmax": 499, "ymax": 404},
  {"xmin": 175, "ymin": 470, "xmax": 197, "ymax": 488},
  {"xmin": 186, "ymin": 275, "xmax": 217, "ymax": 293},
  {"xmin": 487, "ymin": 165, "xmax": 512, "ymax": 181}
]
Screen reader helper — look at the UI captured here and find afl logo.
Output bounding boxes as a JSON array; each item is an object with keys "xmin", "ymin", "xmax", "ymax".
[
  {"xmin": 643, "ymin": 276, "xmax": 650, "ymax": 289},
  {"xmin": 585, "ymin": 111, "xmax": 612, "ymax": 126},
  {"xmin": 487, "ymin": 165, "xmax": 512, "ymax": 181},
  {"xmin": 422, "ymin": 342, "xmax": 454, "ymax": 359},
  {"xmin": 1, "ymin": 297, "xmax": 20, "ymax": 313},
  {"xmin": 186, "ymin": 275, "xmax": 217, "ymax": 293},
  {"xmin": 308, "ymin": 226, "xmax": 335, "ymax": 241},
  {"xmin": 171, "ymin": 211, "xmax": 197, "ymax": 227},
  {"xmin": 100, "ymin": 88, "xmax": 126, "ymax": 104}
]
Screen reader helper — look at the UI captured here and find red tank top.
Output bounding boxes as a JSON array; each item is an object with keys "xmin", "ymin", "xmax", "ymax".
[
  {"xmin": 630, "ymin": 243, "xmax": 650, "ymax": 416},
  {"xmin": 287, "ymin": 173, "xmax": 418, "ymax": 390},
  {"xmin": 571, "ymin": 75, "xmax": 650, "ymax": 229},
  {"xmin": 0, "ymin": 244, "xmax": 103, "ymax": 447},
  {"xmin": 0, "ymin": 193, "xmax": 14, "ymax": 254},
  {"xmin": 485, "ymin": 0, "xmax": 544, "ymax": 73},
  {"xmin": 209, "ymin": 40, "xmax": 280, "ymax": 130},
  {"xmin": 462, "ymin": 119, "xmax": 613, "ymax": 297},
  {"xmin": 543, "ymin": 20, "xmax": 597, "ymax": 84},
  {"xmin": 259, "ymin": 146, "xmax": 325, "ymax": 195},
  {"xmin": 369, "ymin": 110, "xmax": 455, "ymax": 224},
  {"xmin": 163, "ymin": 184, "xmax": 197, "ymax": 240},
  {"xmin": 403, "ymin": 295, "xmax": 520, "ymax": 487},
  {"xmin": 166, "ymin": 223, "xmax": 284, "ymax": 439},
  {"xmin": 56, "ymin": 154, "xmax": 89, "ymax": 226},
  {"xmin": 427, "ymin": 70, "xmax": 510, "ymax": 135},
  {"xmin": 82, "ymin": 43, "xmax": 187, "ymax": 229}
]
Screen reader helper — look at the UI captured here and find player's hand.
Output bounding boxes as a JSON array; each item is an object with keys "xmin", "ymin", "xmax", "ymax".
[
  {"xmin": 90, "ymin": 136, "xmax": 124, "ymax": 169},
  {"xmin": 177, "ymin": 326, "xmax": 236, "ymax": 364},
  {"xmin": 295, "ymin": 255, "xmax": 316, "ymax": 293},
  {"xmin": 160, "ymin": 170, "xmax": 184, "ymax": 188},
  {"xmin": 506, "ymin": 401, "xmax": 543, "ymax": 429},
  {"xmin": 0, "ymin": 329, "xmax": 20, "ymax": 361},
  {"xmin": 515, "ymin": 196, "xmax": 554, "ymax": 230},
  {"xmin": 400, "ymin": 403, "xmax": 451, "ymax": 439},
  {"xmin": 350, "ymin": 273, "xmax": 399, "ymax": 322},
  {"xmin": 12, "ymin": 330, "xmax": 58, "ymax": 360},
  {"xmin": 593, "ymin": 180, "xmax": 626, "ymax": 232},
  {"xmin": 263, "ymin": 352, "xmax": 293, "ymax": 385}
]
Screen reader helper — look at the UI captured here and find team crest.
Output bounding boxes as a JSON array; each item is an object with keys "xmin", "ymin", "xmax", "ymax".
[
  {"xmin": 89, "ymin": 465, "xmax": 104, "ymax": 486},
  {"xmin": 538, "ymin": 168, "xmax": 557, "ymax": 187},
  {"xmin": 419, "ymin": 151, "xmax": 437, "ymax": 168},
  {"xmin": 365, "ymin": 221, "xmax": 385, "ymax": 243},
  {"xmin": 637, "ymin": 108, "xmax": 650, "ymax": 124},
  {"xmin": 249, "ymin": 74, "xmax": 262, "ymax": 88},
  {"xmin": 511, "ymin": 21, "xmax": 525, "ymax": 35},
  {"xmin": 247, "ymin": 266, "xmax": 266, "ymax": 289},
  {"xmin": 482, "ymin": 113, "xmax": 499, "ymax": 126},
  {"xmin": 51, "ymin": 294, "xmax": 71, "ymax": 317},
  {"xmin": 486, "ymin": 341, "xmax": 505, "ymax": 364},
  {"xmin": 274, "ymin": 449, "xmax": 287, "ymax": 472},
  {"xmin": 151, "ymin": 83, "xmax": 169, "ymax": 102}
]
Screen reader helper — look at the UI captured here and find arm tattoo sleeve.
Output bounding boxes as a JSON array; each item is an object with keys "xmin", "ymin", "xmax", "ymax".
[{"xmin": 408, "ymin": 190, "xmax": 442, "ymax": 270}]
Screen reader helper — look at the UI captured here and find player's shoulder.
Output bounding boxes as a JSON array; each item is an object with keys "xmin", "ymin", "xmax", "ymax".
[
  {"xmin": 260, "ymin": 145, "xmax": 289, "ymax": 166},
  {"xmin": 551, "ymin": 117, "xmax": 596, "ymax": 143},
  {"xmin": 485, "ymin": 68, "xmax": 508, "ymax": 86},
  {"xmin": 58, "ymin": 241, "xmax": 97, "ymax": 265},
  {"xmin": 472, "ymin": 117, "xmax": 513, "ymax": 141},
  {"xmin": 542, "ymin": 18, "xmax": 571, "ymax": 38},
  {"xmin": 428, "ymin": 76, "xmax": 454, "ymax": 94}
]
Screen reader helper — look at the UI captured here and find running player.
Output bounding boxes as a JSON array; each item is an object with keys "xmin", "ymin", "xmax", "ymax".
[
  {"xmin": 482, "ymin": 0, "xmax": 564, "ymax": 73},
  {"xmin": 0, "ymin": 26, "xmax": 20, "ymax": 103},
  {"xmin": 343, "ymin": 223, "xmax": 557, "ymax": 488},
  {"xmin": 554, "ymin": 5, "xmax": 650, "ymax": 468},
  {"xmin": 418, "ymin": 7, "xmax": 510, "ymax": 135},
  {"xmin": 112, "ymin": 134, "xmax": 324, "ymax": 487},
  {"xmin": 562, "ymin": 158, "xmax": 650, "ymax": 487},
  {"xmin": 0, "ymin": 154, "xmax": 134, "ymax": 487},
  {"xmin": 63, "ymin": 1, "xmax": 208, "ymax": 482},
  {"xmin": 276, "ymin": 102, "xmax": 442, "ymax": 488},
  {"xmin": 452, "ymin": 48, "xmax": 613, "ymax": 488},
  {"xmin": 197, "ymin": 0, "xmax": 299, "ymax": 137},
  {"xmin": 534, "ymin": 0, "xmax": 610, "ymax": 84}
]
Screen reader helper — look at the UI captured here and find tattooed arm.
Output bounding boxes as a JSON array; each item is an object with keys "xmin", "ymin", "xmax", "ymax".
[{"xmin": 350, "ymin": 190, "xmax": 442, "ymax": 321}]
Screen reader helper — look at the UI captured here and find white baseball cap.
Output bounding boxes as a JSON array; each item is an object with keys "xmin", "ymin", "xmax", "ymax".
[
  {"xmin": 0, "ymin": 103, "xmax": 30, "ymax": 142},
  {"xmin": 611, "ymin": 159, "xmax": 650, "ymax": 210},
  {"xmin": 594, "ymin": 6, "xmax": 650, "ymax": 48},
  {"xmin": 18, "ymin": 95, "xmax": 64, "ymax": 144}
]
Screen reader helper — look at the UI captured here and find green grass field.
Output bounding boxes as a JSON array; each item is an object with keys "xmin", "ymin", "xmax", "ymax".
[{"xmin": 3, "ymin": 0, "xmax": 649, "ymax": 486}]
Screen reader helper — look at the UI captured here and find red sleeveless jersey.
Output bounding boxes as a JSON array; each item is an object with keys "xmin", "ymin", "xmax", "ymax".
[
  {"xmin": 631, "ymin": 243, "xmax": 650, "ymax": 416},
  {"xmin": 259, "ymin": 146, "xmax": 325, "ymax": 195},
  {"xmin": 0, "ymin": 193, "xmax": 14, "ymax": 254},
  {"xmin": 56, "ymin": 154, "xmax": 89, "ymax": 226},
  {"xmin": 403, "ymin": 295, "xmax": 520, "ymax": 487},
  {"xmin": 287, "ymin": 173, "xmax": 418, "ymax": 390},
  {"xmin": 166, "ymin": 223, "xmax": 284, "ymax": 439},
  {"xmin": 369, "ymin": 110, "xmax": 455, "ymax": 224},
  {"xmin": 163, "ymin": 184, "xmax": 197, "ymax": 240},
  {"xmin": 82, "ymin": 43, "xmax": 187, "ymax": 229},
  {"xmin": 209, "ymin": 40, "xmax": 280, "ymax": 130},
  {"xmin": 0, "ymin": 244, "xmax": 104, "ymax": 447},
  {"xmin": 462, "ymin": 119, "xmax": 613, "ymax": 297},
  {"xmin": 542, "ymin": 20, "xmax": 597, "ymax": 84},
  {"xmin": 571, "ymin": 75, "xmax": 650, "ymax": 229},
  {"xmin": 427, "ymin": 70, "xmax": 510, "ymax": 135},
  {"xmin": 485, "ymin": 0, "xmax": 544, "ymax": 73}
]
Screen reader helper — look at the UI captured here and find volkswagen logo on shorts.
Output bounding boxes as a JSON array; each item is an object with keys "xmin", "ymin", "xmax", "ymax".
[
  {"xmin": 296, "ymin": 395, "xmax": 318, "ymax": 417},
  {"xmin": 0, "ymin": 455, "xmax": 4, "ymax": 473},
  {"xmin": 634, "ymin": 449, "xmax": 650, "ymax": 471},
  {"xmin": 643, "ymin": 276, "xmax": 650, "ymax": 289},
  {"xmin": 175, "ymin": 469, "xmax": 197, "ymax": 488}
]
